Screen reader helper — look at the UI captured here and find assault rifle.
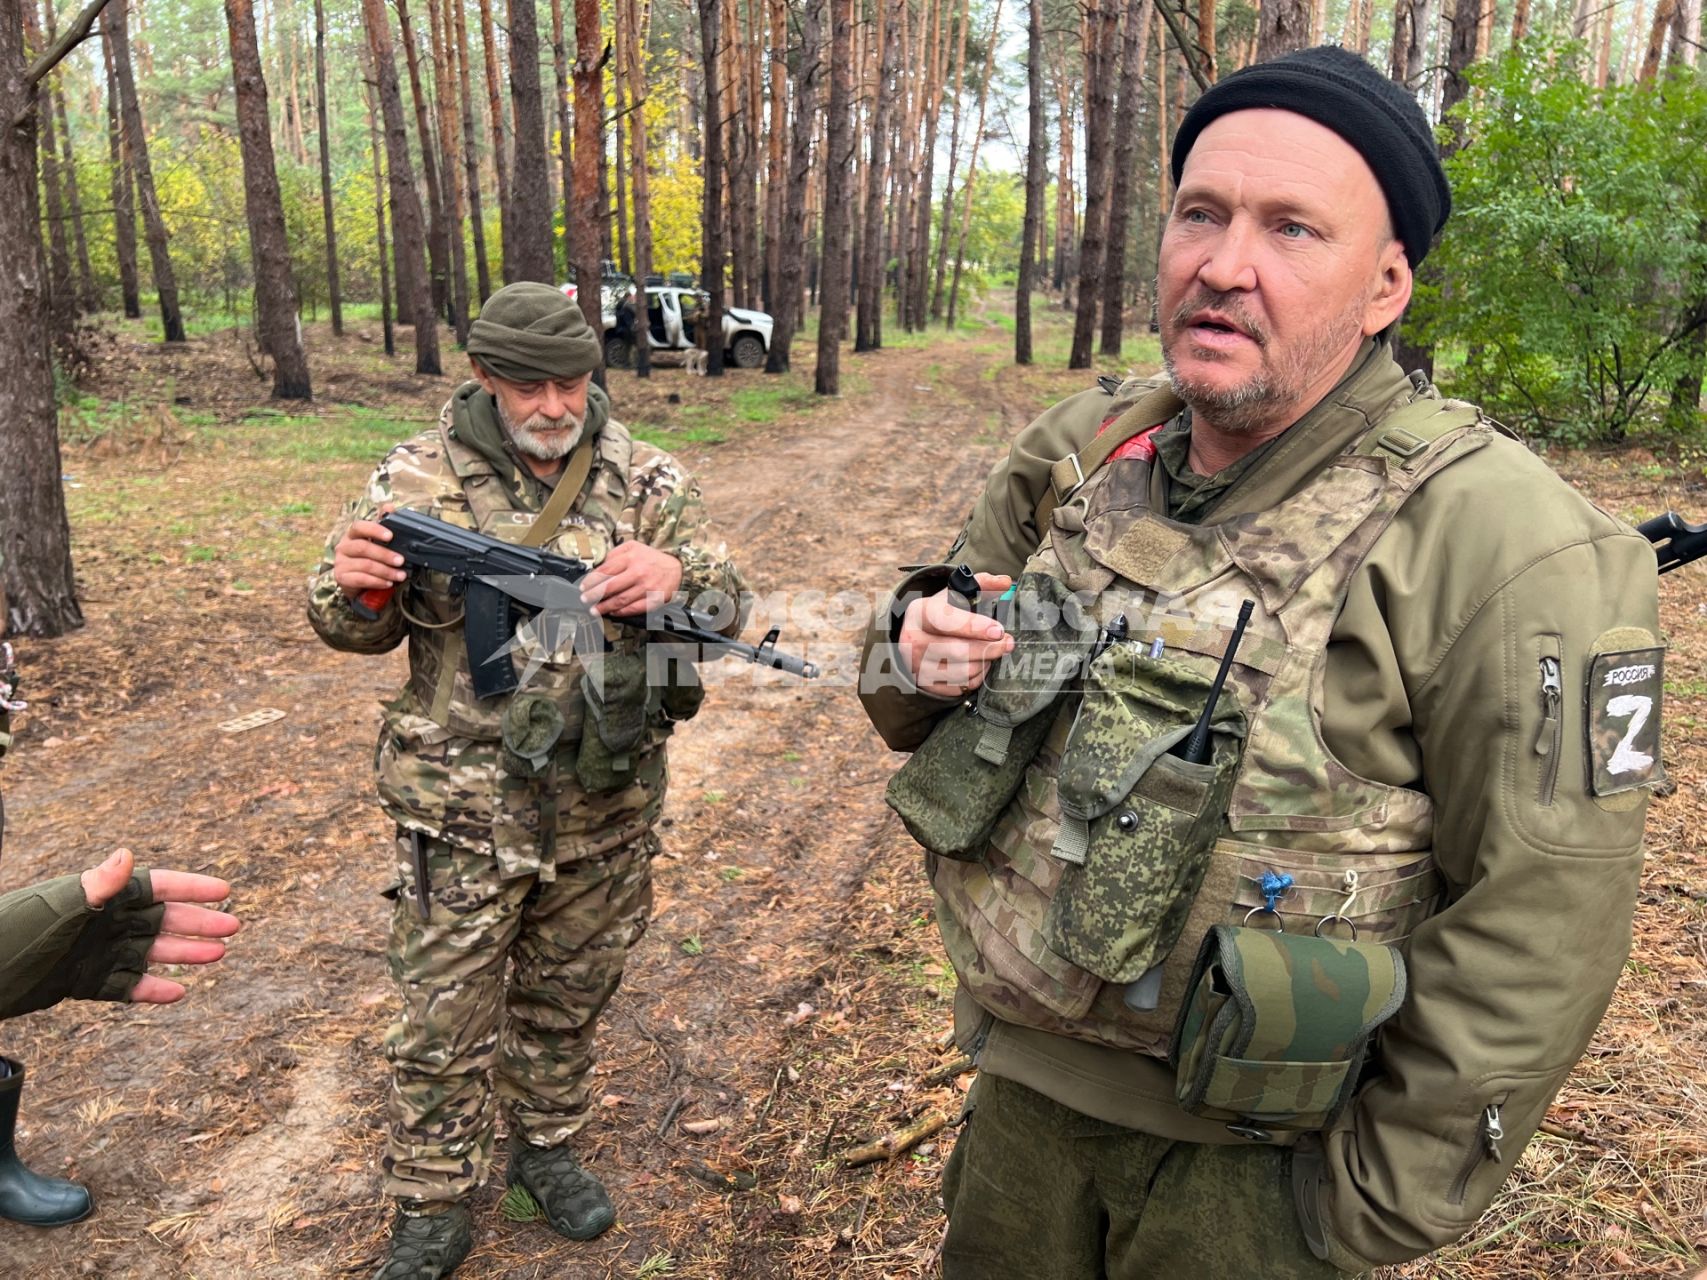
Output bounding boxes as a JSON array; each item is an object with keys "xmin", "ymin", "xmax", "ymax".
[
  {"xmin": 1640, "ymin": 513, "xmax": 1707, "ymax": 576},
  {"xmin": 352, "ymin": 508, "xmax": 818, "ymax": 698}
]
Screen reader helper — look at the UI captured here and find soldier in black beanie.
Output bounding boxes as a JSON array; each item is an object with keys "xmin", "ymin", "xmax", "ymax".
[{"xmin": 862, "ymin": 39, "xmax": 1662, "ymax": 1280}]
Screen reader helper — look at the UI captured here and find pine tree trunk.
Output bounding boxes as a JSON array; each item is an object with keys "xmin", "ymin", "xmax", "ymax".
[
  {"xmin": 1069, "ymin": 0, "xmax": 1118, "ymax": 367},
  {"xmin": 0, "ymin": 0, "xmax": 82, "ymax": 637},
  {"xmin": 619, "ymin": 0, "xmax": 652, "ymax": 376},
  {"xmin": 946, "ymin": 0, "xmax": 1001, "ymax": 328},
  {"xmin": 1199, "ymin": 0, "xmax": 1218, "ymax": 79},
  {"xmin": 1258, "ymin": 0, "xmax": 1311, "ymax": 57},
  {"xmin": 454, "ymin": 0, "xmax": 491, "ymax": 303},
  {"xmin": 110, "ymin": 0, "xmax": 184, "ymax": 341},
  {"xmin": 815, "ymin": 0, "xmax": 852, "ymax": 394},
  {"xmin": 766, "ymin": 0, "xmax": 818, "ymax": 372},
  {"xmin": 855, "ymin": 0, "xmax": 897, "ymax": 351},
  {"xmin": 1640, "ymin": 0, "xmax": 1677, "ymax": 82},
  {"xmin": 1390, "ymin": 0, "xmax": 1432, "ymax": 87},
  {"xmin": 478, "ymin": 0, "xmax": 512, "ymax": 282},
  {"xmin": 929, "ymin": 0, "xmax": 969, "ymax": 321},
  {"xmin": 903, "ymin": 0, "xmax": 942, "ymax": 330},
  {"xmin": 362, "ymin": 0, "xmax": 441, "ymax": 373},
  {"xmin": 314, "ymin": 0, "xmax": 342, "ymax": 334},
  {"xmin": 395, "ymin": 0, "xmax": 451, "ymax": 319},
  {"xmin": 1099, "ymin": 0, "xmax": 1151, "ymax": 356},
  {"xmin": 227, "ymin": 0, "xmax": 311, "ymax": 397},
  {"xmin": 362, "ymin": 48, "xmax": 395, "ymax": 355},
  {"xmin": 763, "ymin": 0, "xmax": 786, "ymax": 311},
  {"xmin": 1015, "ymin": 0, "xmax": 1044, "ymax": 363},
  {"xmin": 551, "ymin": 0, "xmax": 573, "ymax": 280},
  {"xmin": 700, "ymin": 0, "xmax": 726, "ymax": 374},
  {"xmin": 428, "ymin": 0, "xmax": 469, "ymax": 341},
  {"xmin": 39, "ymin": 3, "xmax": 96, "ymax": 315},
  {"xmin": 101, "ymin": 21, "xmax": 141, "ymax": 317},
  {"xmin": 613, "ymin": 52, "xmax": 630, "ymax": 273},
  {"xmin": 25, "ymin": 0, "xmax": 76, "ymax": 341},
  {"xmin": 1051, "ymin": 39, "xmax": 1076, "ymax": 295},
  {"xmin": 572, "ymin": 0, "xmax": 607, "ymax": 381},
  {"xmin": 505, "ymin": 0, "xmax": 555, "ymax": 282}
]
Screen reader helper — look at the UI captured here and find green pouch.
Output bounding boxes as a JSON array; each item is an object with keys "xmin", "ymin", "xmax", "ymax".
[
  {"xmin": 1172, "ymin": 924, "xmax": 1407, "ymax": 1133},
  {"xmin": 1042, "ymin": 649, "xmax": 1245, "ymax": 983},
  {"xmin": 576, "ymin": 650, "xmax": 650, "ymax": 792},
  {"xmin": 885, "ymin": 572, "xmax": 1097, "ymax": 860},
  {"xmin": 501, "ymin": 694, "xmax": 566, "ymax": 778}
]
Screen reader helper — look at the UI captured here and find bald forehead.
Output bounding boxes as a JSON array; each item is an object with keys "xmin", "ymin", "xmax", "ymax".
[{"xmin": 1178, "ymin": 109, "xmax": 1396, "ymax": 247}]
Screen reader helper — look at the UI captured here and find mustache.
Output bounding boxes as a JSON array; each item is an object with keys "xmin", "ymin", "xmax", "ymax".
[{"xmin": 1170, "ymin": 292, "xmax": 1268, "ymax": 346}]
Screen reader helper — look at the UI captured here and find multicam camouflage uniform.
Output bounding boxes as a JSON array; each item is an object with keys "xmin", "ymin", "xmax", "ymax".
[{"xmin": 309, "ymin": 382, "xmax": 743, "ymax": 1206}]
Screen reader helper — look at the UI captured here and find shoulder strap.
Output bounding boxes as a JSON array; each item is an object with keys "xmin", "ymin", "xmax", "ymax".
[
  {"xmin": 1350, "ymin": 394, "xmax": 1483, "ymax": 466},
  {"xmin": 520, "ymin": 441, "xmax": 596, "ymax": 548},
  {"xmin": 1034, "ymin": 383, "xmax": 1185, "ymax": 534}
]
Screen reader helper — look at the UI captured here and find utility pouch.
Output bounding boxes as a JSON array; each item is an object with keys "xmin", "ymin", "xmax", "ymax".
[
  {"xmin": 501, "ymin": 694, "xmax": 567, "ymax": 778},
  {"xmin": 885, "ymin": 573, "xmax": 1097, "ymax": 860},
  {"xmin": 576, "ymin": 650, "xmax": 650, "ymax": 792},
  {"xmin": 1043, "ymin": 650, "xmax": 1245, "ymax": 983},
  {"xmin": 1172, "ymin": 924, "xmax": 1406, "ymax": 1133}
]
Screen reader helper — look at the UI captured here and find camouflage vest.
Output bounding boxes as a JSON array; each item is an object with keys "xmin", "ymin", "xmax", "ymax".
[
  {"xmin": 932, "ymin": 392, "xmax": 1493, "ymax": 1060},
  {"xmin": 401, "ymin": 415, "xmax": 637, "ymax": 741}
]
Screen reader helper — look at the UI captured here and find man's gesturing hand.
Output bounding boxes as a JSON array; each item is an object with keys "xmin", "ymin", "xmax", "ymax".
[
  {"xmin": 80, "ymin": 848, "xmax": 241, "ymax": 1005},
  {"xmin": 333, "ymin": 508, "xmax": 406, "ymax": 599},
  {"xmin": 581, "ymin": 542, "xmax": 685, "ymax": 617},
  {"xmin": 899, "ymin": 572, "xmax": 1015, "ymax": 699}
]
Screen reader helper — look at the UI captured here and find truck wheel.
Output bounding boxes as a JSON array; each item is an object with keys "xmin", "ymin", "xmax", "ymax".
[
  {"xmin": 730, "ymin": 333, "xmax": 766, "ymax": 369},
  {"xmin": 604, "ymin": 335, "xmax": 635, "ymax": 369}
]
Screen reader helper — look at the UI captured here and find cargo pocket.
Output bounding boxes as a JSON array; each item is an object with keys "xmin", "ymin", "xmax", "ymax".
[
  {"xmin": 1043, "ymin": 648, "xmax": 1246, "ymax": 984},
  {"xmin": 1172, "ymin": 925, "xmax": 1406, "ymax": 1133},
  {"xmin": 577, "ymin": 650, "xmax": 651, "ymax": 793},
  {"xmin": 886, "ymin": 572, "xmax": 1098, "ymax": 860}
]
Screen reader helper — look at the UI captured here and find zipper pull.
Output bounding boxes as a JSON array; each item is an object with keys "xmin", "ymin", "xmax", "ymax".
[
  {"xmin": 1535, "ymin": 657, "xmax": 1562, "ymax": 755},
  {"xmin": 1481, "ymin": 1103, "xmax": 1505, "ymax": 1164}
]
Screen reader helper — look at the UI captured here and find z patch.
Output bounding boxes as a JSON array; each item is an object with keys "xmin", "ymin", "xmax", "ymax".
[{"xmin": 1587, "ymin": 647, "xmax": 1666, "ymax": 796}]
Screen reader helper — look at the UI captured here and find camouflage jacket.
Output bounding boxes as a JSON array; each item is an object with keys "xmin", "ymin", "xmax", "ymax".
[
  {"xmin": 308, "ymin": 385, "xmax": 745, "ymax": 877},
  {"xmin": 859, "ymin": 344, "xmax": 1660, "ymax": 1273}
]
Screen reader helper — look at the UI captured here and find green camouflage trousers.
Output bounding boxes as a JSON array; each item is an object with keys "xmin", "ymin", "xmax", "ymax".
[
  {"xmin": 380, "ymin": 826, "xmax": 655, "ymax": 1205},
  {"xmin": 941, "ymin": 1073, "xmax": 1356, "ymax": 1279}
]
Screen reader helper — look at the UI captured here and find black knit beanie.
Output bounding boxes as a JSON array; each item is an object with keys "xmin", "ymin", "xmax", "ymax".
[{"xmin": 1170, "ymin": 45, "xmax": 1451, "ymax": 267}]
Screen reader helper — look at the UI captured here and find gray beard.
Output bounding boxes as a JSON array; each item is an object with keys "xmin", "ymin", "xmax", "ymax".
[{"xmin": 499, "ymin": 404, "xmax": 586, "ymax": 460}]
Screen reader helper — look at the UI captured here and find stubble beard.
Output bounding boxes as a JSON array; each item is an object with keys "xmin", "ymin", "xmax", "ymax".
[
  {"xmin": 1160, "ymin": 286, "xmax": 1367, "ymax": 436},
  {"xmin": 499, "ymin": 401, "xmax": 587, "ymax": 460}
]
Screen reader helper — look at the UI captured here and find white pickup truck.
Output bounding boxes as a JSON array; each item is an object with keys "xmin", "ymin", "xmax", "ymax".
[{"xmin": 604, "ymin": 285, "xmax": 774, "ymax": 370}]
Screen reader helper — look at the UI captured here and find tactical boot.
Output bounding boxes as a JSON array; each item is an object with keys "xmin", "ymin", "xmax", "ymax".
[
  {"xmin": 507, "ymin": 1135, "xmax": 616, "ymax": 1241},
  {"xmin": 372, "ymin": 1202, "xmax": 473, "ymax": 1280},
  {"xmin": 0, "ymin": 1058, "xmax": 92, "ymax": 1227}
]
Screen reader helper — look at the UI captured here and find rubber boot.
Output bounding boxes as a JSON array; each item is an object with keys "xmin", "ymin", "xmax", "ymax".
[
  {"xmin": 507, "ymin": 1134, "xmax": 615, "ymax": 1241},
  {"xmin": 371, "ymin": 1202, "xmax": 473, "ymax": 1280},
  {"xmin": 0, "ymin": 1058, "xmax": 93, "ymax": 1227}
]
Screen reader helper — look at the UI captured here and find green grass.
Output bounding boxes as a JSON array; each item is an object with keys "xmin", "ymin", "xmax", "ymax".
[
  {"xmin": 224, "ymin": 405, "xmax": 426, "ymax": 464},
  {"xmin": 628, "ymin": 422, "xmax": 728, "ymax": 446}
]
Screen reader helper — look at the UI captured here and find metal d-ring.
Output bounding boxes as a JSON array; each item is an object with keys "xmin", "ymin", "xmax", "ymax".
[
  {"xmin": 1242, "ymin": 905, "xmax": 1285, "ymax": 932},
  {"xmin": 1314, "ymin": 915, "xmax": 1360, "ymax": 941}
]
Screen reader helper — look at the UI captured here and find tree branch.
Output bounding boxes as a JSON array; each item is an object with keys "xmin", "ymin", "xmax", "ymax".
[
  {"xmin": 25, "ymin": 0, "xmax": 116, "ymax": 90},
  {"xmin": 1151, "ymin": 0, "xmax": 1210, "ymax": 93}
]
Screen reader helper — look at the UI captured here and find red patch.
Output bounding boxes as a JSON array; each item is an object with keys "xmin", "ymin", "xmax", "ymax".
[{"xmin": 1097, "ymin": 415, "xmax": 1166, "ymax": 462}]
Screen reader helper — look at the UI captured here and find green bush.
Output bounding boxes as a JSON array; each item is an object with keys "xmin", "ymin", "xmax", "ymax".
[{"xmin": 1416, "ymin": 40, "xmax": 1707, "ymax": 444}]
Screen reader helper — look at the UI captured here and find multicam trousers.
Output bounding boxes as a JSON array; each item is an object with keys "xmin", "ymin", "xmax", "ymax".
[
  {"xmin": 380, "ymin": 827, "xmax": 655, "ymax": 1205},
  {"xmin": 940, "ymin": 1072, "xmax": 1355, "ymax": 1279}
]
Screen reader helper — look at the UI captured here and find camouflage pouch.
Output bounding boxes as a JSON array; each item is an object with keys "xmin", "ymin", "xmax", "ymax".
[
  {"xmin": 501, "ymin": 694, "xmax": 566, "ymax": 778},
  {"xmin": 1043, "ymin": 649, "xmax": 1245, "ymax": 983},
  {"xmin": 1172, "ymin": 924, "xmax": 1406, "ymax": 1134},
  {"xmin": 576, "ymin": 650, "xmax": 651, "ymax": 792},
  {"xmin": 886, "ymin": 573, "xmax": 1097, "ymax": 860}
]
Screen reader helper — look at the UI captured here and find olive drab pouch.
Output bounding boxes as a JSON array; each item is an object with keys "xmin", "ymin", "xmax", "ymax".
[
  {"xmin": 576, "ymin": 650, "xmax": 651, "ymax": 792},
  {"xmin": 1172, "ymin": 924, "xmax": 1406, "ymax": 1133},
  {"xmin": 885, "ymin": 573, "xmax": 1098, "ymax": 860},
  {"xmin": 1042, "ymin": 649, "xmax": 1246, "ymax": 983},
  {"xmin": 501, "ymin": 694, "xmax": 567, "ymax": 778}
]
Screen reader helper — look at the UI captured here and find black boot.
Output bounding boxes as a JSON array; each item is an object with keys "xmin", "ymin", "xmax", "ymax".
[
  {"xmin": 507, "ymin": 1135, "xmax": 615, "ymax": 1241},
  {"xmin": 372, "ymin": 1203, "xmax": 473, "ymax": 1280},
  {"xmin": 0, "ymin": 1058, "xmax": 93, "ymax": 1227}
]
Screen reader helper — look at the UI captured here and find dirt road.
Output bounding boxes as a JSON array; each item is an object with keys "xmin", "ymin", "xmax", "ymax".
[{"xmin": 0, "ymin": 323, "xmax": 1052, "ymax": 1279}]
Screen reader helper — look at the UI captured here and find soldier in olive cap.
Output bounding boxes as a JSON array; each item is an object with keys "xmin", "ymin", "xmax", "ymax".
[
  {"xmin": 309, "ymin": 282, "xmax": 746, "ymax": 1278},
  {"xmin": 861, "ymin": 46, "xmax": 1663, "ymax": 1278}
]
